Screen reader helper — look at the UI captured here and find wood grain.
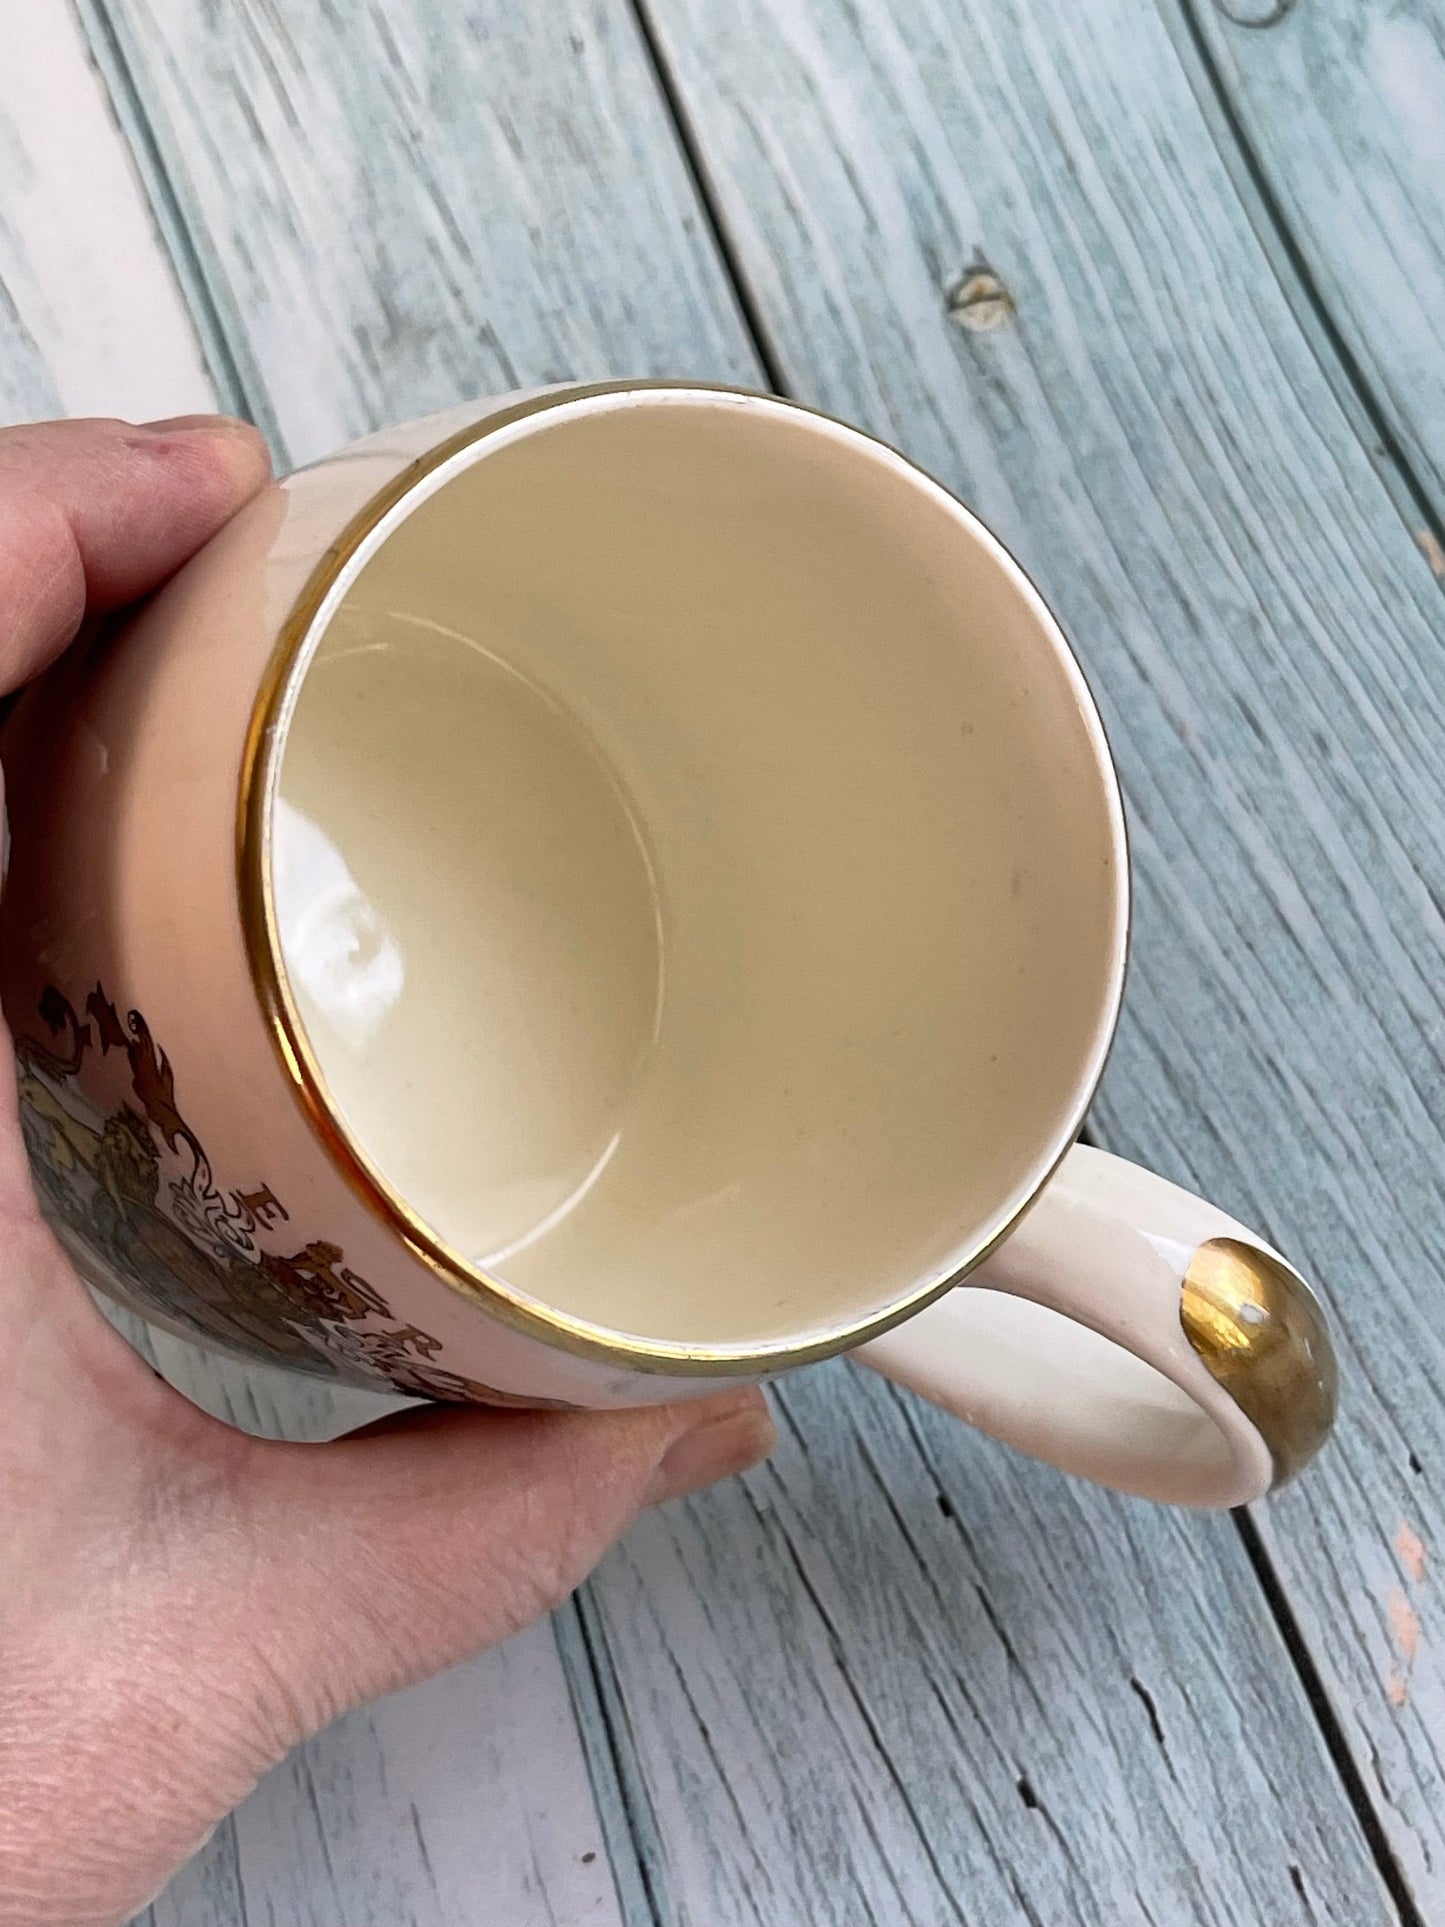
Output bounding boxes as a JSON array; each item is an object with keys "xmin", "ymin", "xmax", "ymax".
[
  {"xmin": 1184, "ymin": 0, "xmax": 1445, "ymax": 529},
  {"xmin": 634, "ymin": 0, "xmax": 1445, "ymax": 1909},
  {"xmin": 0, "ymin": 0, "xmax": 214, "ymax": 423},
  {"xmin": 17, "ymin": 0, "xmax": 1437, "ymax": 1917},
  {"xmin": 80, "ymin": 0, "xmax": 757, "ymax": 464},
  {"xmin": 228, "ymin": 1639, "xmax": 626, "ymax": 1927},
  {"xmin": 137, "ymin": 1637, "xmax": 625, "ymax": 1927},
  {"xmin": 587, "ymin": 1363, "xmax": 1392, "ymax": 1925}
]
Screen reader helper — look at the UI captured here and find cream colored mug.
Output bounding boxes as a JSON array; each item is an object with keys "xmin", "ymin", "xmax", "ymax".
[{"xmin": 0, "ymin": 382, "xmax": 1336, "ymax": 1507}]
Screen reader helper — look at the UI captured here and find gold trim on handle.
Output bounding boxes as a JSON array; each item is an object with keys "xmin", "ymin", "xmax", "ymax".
[{"xmin": 1181, "ymin": 1239, "xmax": 1338, "ymax": 1490}]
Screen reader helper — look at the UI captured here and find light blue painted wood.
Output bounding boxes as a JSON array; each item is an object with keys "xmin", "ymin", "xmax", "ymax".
[
  {"xmin": 585, "ymin": 1362, "xmax": 1398, "ymax": 1926},
  {"xmin": 77, "ymin": 0, "xmax": 758, "ymax": 465},
  {"xmin": 632, "ymin": 0, "xmax": 1445, "ymax": 1910},
  {"xmin": 0, "ymin": 1, "xmax": 215, "ymax": 423},
  {"xmin": 1185, "ymin": 0, "xmax": 1445, "ymax": 539}
]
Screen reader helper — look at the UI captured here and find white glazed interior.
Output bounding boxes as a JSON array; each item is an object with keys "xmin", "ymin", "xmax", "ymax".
[{"xmin": 268, "ymin": 391, "xmax": 1126, "ymax": 1355}]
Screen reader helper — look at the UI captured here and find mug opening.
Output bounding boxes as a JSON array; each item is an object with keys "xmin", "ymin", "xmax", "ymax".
[{"xmin": 251, "ymin": 385, "xmax": 1128, "ymax": 1368}]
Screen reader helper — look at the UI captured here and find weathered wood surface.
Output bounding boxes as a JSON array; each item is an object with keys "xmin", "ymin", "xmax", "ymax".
[
  {"xmin": 0, "ymin": 1, "xmax": 213, "ymax": 421},
  {"xmin": 638, "ymin": 0, "xmax": 1445, "ymax": 1911},
  {"xmin": 1185, "ymin": 0, "xmax": 1445, "ymax": 536},
  {"xmin": 73, "ymin": 0, "xmax": 756, "ymax": 464},
  {"xmin": 4, "ymin": 0, "xmax": 1441, "ymax": 1919},
  {"xmin": 585, "ymin": 1365, "xmax": 1392, "ymax": 1926}
]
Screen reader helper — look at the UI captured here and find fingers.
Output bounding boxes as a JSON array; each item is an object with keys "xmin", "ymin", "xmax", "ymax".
[
  {"xmin": 0, "ymin": 415, "xmax": 271, "ymax": 690},
  {"xmin": 232, "ymin": 1389, "xmax": 776, "ymax": 1745},
  {"xmin": 0, "ymin": 416, "xmax": 267, "ymax": 1284}
]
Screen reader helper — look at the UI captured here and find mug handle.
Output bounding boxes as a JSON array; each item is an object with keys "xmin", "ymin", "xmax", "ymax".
[{"xmin": 853, "ymin": 1144, "xmax": 1337, "ymax": 1507}]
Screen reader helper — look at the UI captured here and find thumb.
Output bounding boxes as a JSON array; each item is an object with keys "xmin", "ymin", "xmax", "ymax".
[{"xmin": 228, "ymin": 1388, "xmax": 775, "ymax": 1744}]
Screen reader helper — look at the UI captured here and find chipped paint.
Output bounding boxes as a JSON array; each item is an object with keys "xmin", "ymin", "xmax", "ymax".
[{"xmin": 1396, "ymin": 1520, "xmax": 1427, "ymax": 1586}]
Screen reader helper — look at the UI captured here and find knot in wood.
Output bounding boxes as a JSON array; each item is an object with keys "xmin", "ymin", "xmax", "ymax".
[{"xmin": 946, "ymin": 266, "xmax": 1015, "ymax": 332}]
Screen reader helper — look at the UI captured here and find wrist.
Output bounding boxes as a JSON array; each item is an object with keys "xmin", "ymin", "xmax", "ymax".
[{"xmin": 0, "ymin": 1644, "xmax": 263, "ymax": 1927}]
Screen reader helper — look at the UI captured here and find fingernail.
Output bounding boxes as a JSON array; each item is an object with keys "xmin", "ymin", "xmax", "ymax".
[
  {"xmin": 646, "ymin": 1393, "xmax": 777, "ymax": 1507},
  {"xmin": 137, "ymin": 413, "xmax": 257, "ymax": 434}
]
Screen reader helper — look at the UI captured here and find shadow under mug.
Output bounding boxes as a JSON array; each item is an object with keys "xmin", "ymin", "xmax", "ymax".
[{"xmin": 0, "ymin": 382, "xmax": 1336, "ymax": 1507}]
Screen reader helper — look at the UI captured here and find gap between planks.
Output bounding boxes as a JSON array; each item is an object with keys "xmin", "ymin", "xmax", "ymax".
[
  {"xmin": 1161, "ymin": 0, "xmax": 1445, "ymax": 583},
  {"xmin": 623, "ymin": 2, "xmax": 1439, "ymax": 1917}
]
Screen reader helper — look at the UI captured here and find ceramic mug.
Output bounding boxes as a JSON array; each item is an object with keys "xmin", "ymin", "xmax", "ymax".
[{"xmin": 0, "ymin": 382, "xmax": 1336, "ymax": 1507}]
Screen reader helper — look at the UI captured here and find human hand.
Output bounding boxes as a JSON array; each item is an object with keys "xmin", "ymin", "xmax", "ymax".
[{"xmin": 0, "ymin": 417, "xmax": 776, "ymax": 1927}]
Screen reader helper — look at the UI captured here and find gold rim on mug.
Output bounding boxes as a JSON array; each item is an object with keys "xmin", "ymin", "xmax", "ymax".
[{"xmin": 237, "ymin": 380, "xmax": 1132, "ymax": 1373}]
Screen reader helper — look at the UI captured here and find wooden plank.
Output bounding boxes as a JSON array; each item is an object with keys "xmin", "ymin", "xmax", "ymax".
[
  {"xmin": 120, "ymin": 1651, "xmax": 612, "ymax": 1927},
  {"xmin": 629, "ymin": 0, "xmax": 1445, "ymax": 1911},
  {"xmin": 136, "ymin": 1630, "xmax": 622, "ymax": 1927},
  {"xmin": 46, "ymin": 0, "xmax": 1417, "ymax": 1921},
  {"xmin": 0, "ymin": 0, "xmax": 215, "ymax": 424},
  {"xmin": 1183, "ymin": 0, "xmax": 1445, "ymax": 538},
  {"xmin": 590, "ymin": 1364, "xmax": 1392, "ymax": 1926},
  {"xmin": 81, "ymin": 0, "xmax": 757, "ymax": 465},
  {"xmin": 227, "ymin": 1638, "xmax": 624, "ymax": 1927}
]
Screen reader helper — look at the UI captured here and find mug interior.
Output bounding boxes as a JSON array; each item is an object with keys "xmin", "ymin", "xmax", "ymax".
[{"xmin": 267, "ymin": 391, "xmax": 1125, "ymax": 1357}]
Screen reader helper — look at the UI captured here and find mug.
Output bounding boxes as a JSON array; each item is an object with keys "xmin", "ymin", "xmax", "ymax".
[{"xmin": 0, "ymin": 381, "xmax": 1337, "ymax": 1508}]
